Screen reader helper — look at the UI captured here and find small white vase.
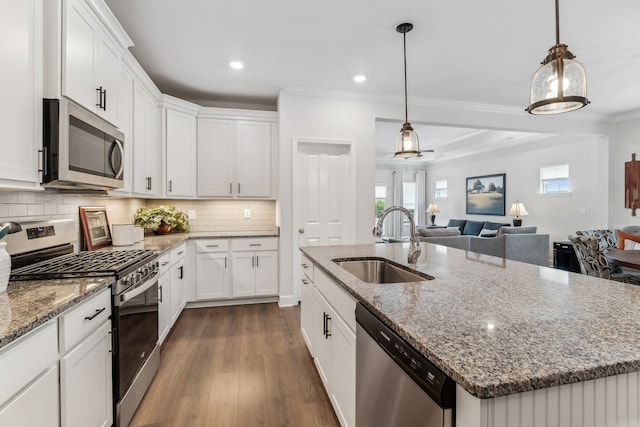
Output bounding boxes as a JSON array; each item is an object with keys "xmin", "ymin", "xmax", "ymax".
[{"xmin": 0, "ymin": 242, "xmax": 10, "ymax": 293}]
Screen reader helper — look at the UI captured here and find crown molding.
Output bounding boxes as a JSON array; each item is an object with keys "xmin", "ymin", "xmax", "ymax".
[
  {"xmin": 282, "ymin": 86, "xmax": 616, "ymax": 125},
  {"xmin": 613, "ymin": 109, "xmax": 640, "ymax": 123}
]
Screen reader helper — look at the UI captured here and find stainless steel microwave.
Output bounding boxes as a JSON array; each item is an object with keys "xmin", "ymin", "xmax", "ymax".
[{"xmin": 42, "ymin": 98, "xmax": 124, "ymax": 191}]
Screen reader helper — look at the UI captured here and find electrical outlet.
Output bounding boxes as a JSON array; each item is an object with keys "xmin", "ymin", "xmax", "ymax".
[
  {"xmin": 188, "ymin": 210, "xmax": 196, "ymax": 219},
  {"xmin": 244, "ymin": 208, "xmax": 251, "ymax": 219},
  {"xmin": 579, "ymin": 208, "xmax": 586, "ymax": 216}
]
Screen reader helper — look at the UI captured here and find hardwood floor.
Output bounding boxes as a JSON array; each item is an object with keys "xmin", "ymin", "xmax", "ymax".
[{"xmin": 129, "ymin": 303, "xmax": 340, "ymax": 427}]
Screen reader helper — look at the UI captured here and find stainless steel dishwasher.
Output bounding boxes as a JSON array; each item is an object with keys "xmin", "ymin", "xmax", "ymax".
[{"xmin": 356, "ymin": 304, "xmax": 455, "ymax": 427}]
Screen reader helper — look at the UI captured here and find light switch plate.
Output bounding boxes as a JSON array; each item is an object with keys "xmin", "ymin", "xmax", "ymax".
[
  {"xmin": 188, "ymin": 210, "xmax": 196, "ymax": 219},
  {"xmin": 244, "ymin": 208, "xmax": 251, "ymax": 219}
]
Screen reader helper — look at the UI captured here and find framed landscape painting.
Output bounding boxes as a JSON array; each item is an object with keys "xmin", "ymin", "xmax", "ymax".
[{"xmin": 466, "ymin": 173, "xmax": 506, "ymax": 216}]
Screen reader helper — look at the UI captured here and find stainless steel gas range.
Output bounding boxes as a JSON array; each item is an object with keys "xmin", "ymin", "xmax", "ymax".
[{"xmin": 7, "ymin": 219, "xmax": 160, "ymax": 427}]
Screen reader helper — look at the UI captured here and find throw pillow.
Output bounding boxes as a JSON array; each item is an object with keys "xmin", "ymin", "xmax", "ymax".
[
  {"xmin": 462, "ymin": 220, "xmax": 485, "ymax": 236},
  {"xmin": 482, "ymin": 222, "xmax": 509, "ymax": 230},
  {"xmin": 447, "ymin": 219, "xmax": 467, "ymax": 233},
  {"xmin": 618, "ymin": 229, "xmax": 640, "ymax": 249},
  {"xmin": 624, "ymin": 239, "xmax": 640, "ymax": 250},
  {"xmin": 479, "ymin": 228, "xmax": 497, "ymax": 238}
]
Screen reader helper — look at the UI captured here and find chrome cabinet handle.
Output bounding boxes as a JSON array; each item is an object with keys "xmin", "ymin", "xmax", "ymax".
[{"xmin": 85, "ymin": 307, "xmax": 106, "ymax": 321}]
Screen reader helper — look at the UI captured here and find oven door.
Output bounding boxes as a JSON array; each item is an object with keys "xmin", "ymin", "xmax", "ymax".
[{"xmin": 112, "ymin": 273, "xmax": 159, "ymax": 401}]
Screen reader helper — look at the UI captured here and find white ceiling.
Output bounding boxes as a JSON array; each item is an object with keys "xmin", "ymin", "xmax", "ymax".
[{"xmin": 104, "ymin": 0, "xmax": 640, "ymax": 162}]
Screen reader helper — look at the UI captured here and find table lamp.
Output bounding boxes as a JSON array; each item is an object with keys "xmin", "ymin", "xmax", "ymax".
[
  {"xmin": 426, "ymin": 203, "xmax": 440, "ymax": 226},
  {"xmin": 508, "ymin": 200, "xmax": 529, "ymax": 226}
]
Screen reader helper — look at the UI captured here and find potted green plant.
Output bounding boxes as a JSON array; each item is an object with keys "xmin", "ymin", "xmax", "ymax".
[{"xmin": 133, "ymin": 205, "xmax": 190, "ymax": 234}]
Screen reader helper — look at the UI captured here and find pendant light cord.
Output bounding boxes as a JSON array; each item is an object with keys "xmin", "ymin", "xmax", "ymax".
[
  {"xmin": 555, "ymin": 0, "xmax": 560, "ymax": 45},
  {"xmin": 403, "ymin": 31, "xmax": 408, "ymax": 123}
]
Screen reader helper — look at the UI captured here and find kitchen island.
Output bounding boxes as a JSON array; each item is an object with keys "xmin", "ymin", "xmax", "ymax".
[{"xmin": 301, "ymin": 242, "xmax": 640, "ymax": 427}]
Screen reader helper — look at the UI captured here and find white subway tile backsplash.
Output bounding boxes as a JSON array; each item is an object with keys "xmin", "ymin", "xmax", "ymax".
[
  {"xmin": 27, "ymin": 204, "xmax": 44, "ymax": 216},
  {"xmin": 8, "ymin": 204, "xmax": 28, "ymax": 217}
]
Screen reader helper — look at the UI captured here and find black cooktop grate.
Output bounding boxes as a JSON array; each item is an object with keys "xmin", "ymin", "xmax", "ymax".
[{"xmin": 10, "ymin": 250, "xmax": 156, "ymax": 280}]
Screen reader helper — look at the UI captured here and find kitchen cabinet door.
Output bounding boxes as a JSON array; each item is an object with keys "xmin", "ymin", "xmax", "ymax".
[
  {"xmin": 132, "ymin": 82, "xmax": 159, "ymax": 195},
  {"xmin": 236, "ymin": 121, "xmax": 272, "ymax": 197},
  {"xmin": 60, "ymin": 321, "xmax": 113, "ymax": 427},
  {"xmin": 330, "ymin": 310, "xmax": 356, "ymax": 427},
  {"xmin": 158, "ymin": 272, "xmax": 171, "ymax": 345},
  {"xmin": 254, "ymin": 250, "xmax": 278, "ymax": 296},
  {"xmin": 62, "ymin": 0, "xmax": 121, "ymax": 125},
  {"xmin": 231, "ymin": 252, "xmax": 256, "ymax": 297},
  {"xmin": 196, "ymin": 252, "xmax": 230, "ymax": 300},
  {"xmin": 0, "ymin": 0, "xmax": 43, "ymax": 190},
  {"xmin": 170, "ymin": 259, "xmax": 185, "ymax": 325},
  {"xmin": 0, "ymin": 365, "xmax": 59, "ymax": 427},
  {"xmin": 300, "ymin": 275, "xmax": 315, "ymax": 356},
  {"xmin": 313, "ymin": 289, "xmax": 332, "ymax": 390},
  {"xmin": 165, "ymin": 108, "xmax": 196, "ymax": 197},
  {"xmin": 197, "ymin": 118, "xmax": 234, "ymax": 197},
  {"xmin": 110, "ymin": 63, "xmax": 134, "ymax": 195}
]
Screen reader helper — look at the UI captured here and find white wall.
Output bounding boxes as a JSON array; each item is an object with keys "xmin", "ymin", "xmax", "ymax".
[
  {"xmin": 278, "ymin": 88, "xmax": 615, "ymax": 303},
  {"xmin": 424, "ymin": 134, "xmax": 609, "ymax": 254},
  {"xmin": 610, "ymin": 115, "xmax": 640, "ymax": 229}
]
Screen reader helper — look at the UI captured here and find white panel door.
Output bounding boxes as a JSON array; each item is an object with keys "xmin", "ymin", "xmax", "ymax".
[
  {"xmin": 255, "ymin": 250, "xmax": 278, "ymax": 296},
  {"xmin": 231, "ymin": 252, "xmax": 256, "ymax": 297},
  {"xmin": 166, "ymin": 109, "xmax": 196, "ymax": 197},
  {"xmin": 0, "ymin": 0, "xmax": 42, "ymax": 188},
  {"xmin": 63, "ymin": 0, "xmax": 98, "ymax": 110},
  {"xmin": 196, "ymin": 252, "xmax": 230, "ymax": 300},
  {"xmin": 197, "ymin": 118, "xmax": 234, "ymax": 197},
  {"xmin": 295, "ymin": 141, "xmax": 352, "ymax": 247},
  {"xmin": 236, "ymin": 121, "xmax": 271, "ymax": 197}
]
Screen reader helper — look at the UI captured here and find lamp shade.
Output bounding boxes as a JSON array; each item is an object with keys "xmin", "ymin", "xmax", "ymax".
[
  {"xmin": 394, "ymin": 123, "xmax": 421, "ymax": 158},
  {"xmin": 507, "ymin": 201, "xmax": 529, "ymax": 217},
  {"xmin": 526, "ymin": 45, "xmax": 588, "ymax": 114},
  {"xmin": 426, "ymin": 203, "xmax": 440, "ymax": 214}
]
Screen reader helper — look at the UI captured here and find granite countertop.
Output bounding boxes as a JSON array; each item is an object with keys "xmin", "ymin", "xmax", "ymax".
[
  {"xmin": 301, "ymin": 243, "xmax": 640, "ymax": 399},
  {"xmin": 0, "ymin": 229, "xmax": 279, "ymax": 351},
  {"xmin": 0, "ymin": 277, "xmax": 113, "ymax": 351}
]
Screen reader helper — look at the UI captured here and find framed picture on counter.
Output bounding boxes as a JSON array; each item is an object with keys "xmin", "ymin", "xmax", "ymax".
[
  {"xmin": 465, "ymin": 173, "xmax": 506, "ymax": 216},
  {"xmin": 79, "ymin": 206, "xmax": 112, "ymax": 250}
]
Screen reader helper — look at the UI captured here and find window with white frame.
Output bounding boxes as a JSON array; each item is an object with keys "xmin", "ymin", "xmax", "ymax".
[
  {"xmin": 375, "ymin": 182, "xmax": 388, "ymax": 219},
  {"xmin": 435, "ymin": 179, "xmax": 448, "ymax": 199},
  {"xmin": 540, "ymin": 164, "xmax": 570, "ymax": 194}
]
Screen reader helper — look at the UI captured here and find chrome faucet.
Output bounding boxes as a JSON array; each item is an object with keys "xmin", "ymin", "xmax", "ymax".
[{"xmin": 373, "ymin": 205, "xmax": 421, "ymax": 264}]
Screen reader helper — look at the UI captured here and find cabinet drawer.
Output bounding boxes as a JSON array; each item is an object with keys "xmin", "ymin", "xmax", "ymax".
[
  {"xmin": 59, "ymin": 288, "xmax": 111, "ymax": 353},
  {"xmin": 232, "ymin": 237, "xmax": 278, "ymax": 252},
  {"xmin": 170, "ymin": 242, "xmax": 187, "ymax": 264},
  {"xmin": 301, "ymin": 254, "xmax": 314, "ymax": 283},
  {"xmin": 0, "ymin": 320, "xmax": 58, "ymax": 405},
  {"xmin": 195, "ymin": 239, "xmax": 229, "ymax": 253},
  {"xmin": 158, "ymin": 253, "xmax": 171, "ymax": 274},
  {"xmin": 315, "ymin": 268, "xmax": 356, "ymax": 332}
]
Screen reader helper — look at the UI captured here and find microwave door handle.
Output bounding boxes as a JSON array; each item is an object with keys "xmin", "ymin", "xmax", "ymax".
[{"xmin": 110, "ymin": 139, "xmax": 124, "ymax": 179}]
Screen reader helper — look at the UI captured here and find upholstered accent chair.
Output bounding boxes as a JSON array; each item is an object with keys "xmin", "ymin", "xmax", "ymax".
[
  {"xmin": 574, "ymin": 229, "xmax": 622, "ymax": 273},
  {"xmin": 568, "ymin": 234, "xmax": 640, "ymax": 284}
]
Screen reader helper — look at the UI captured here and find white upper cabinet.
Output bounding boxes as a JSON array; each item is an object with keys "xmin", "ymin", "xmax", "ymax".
[
  {"xmin": 61, "ymin": 0, "xmax": 131, "ymax": 127},
  {"xmin": 0, "ymin": 0, "xmax": 43, "ymax": 190},
  {"xmin": 132, "ymin": 81, "xmax": 160, "ymax": 196},
  {"xmin": 162, "ymin": 96, "xmax": 199, "ymax": 198},
  {"xmin": 197, "ymin": 109, "xmax": 277, "ymax": 198}
]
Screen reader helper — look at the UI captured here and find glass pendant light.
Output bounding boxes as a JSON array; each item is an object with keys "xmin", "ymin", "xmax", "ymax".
[
  {"xmin": 526, "ymin": 0, "xmax": 589, "ymax": 114},
  {"xmin": 394, "ymin": 23, "xmax": 421, "ymax": 158}
]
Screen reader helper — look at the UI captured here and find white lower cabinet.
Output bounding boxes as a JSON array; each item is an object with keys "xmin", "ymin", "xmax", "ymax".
[
  {"xmin": 303, "ymin": 264, "xmax": 356, "ymax": 427},
  {"xmin": 170, "ymin": 258, "xmax": 186, "ymax": 325},
  {"xmin": 59, "ymin": 321, "xmax": 112, "ymax": 427},
  {"xmin": 193, "ymin": 238, "xmax": 279, "ymax": 302},
  {"xmin": 0, "ymin": 365, "xmax": 59, "ymax": 427},
  {"xmin": 159, "ymin": 245, "xmax": 187, "ymax": 344}
]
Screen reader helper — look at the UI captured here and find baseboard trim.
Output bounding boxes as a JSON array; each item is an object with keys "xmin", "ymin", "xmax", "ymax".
[
  {"xmin": 278, "ymin": 294, "xmax": 299, "ymax": 307},
  {"xmin": 185, "ymin": 296, "xmax": 278, "ymax": 309}
]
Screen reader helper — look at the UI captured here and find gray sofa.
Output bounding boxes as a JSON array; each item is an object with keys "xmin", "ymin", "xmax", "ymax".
[{"xmin": 418, "ymin": 220, "xmax": 549, "ymax": 266}]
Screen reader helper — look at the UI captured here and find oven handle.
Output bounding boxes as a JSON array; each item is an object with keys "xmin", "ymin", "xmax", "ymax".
[{"xmin": 117, "ymin": 271, "xmax": 158, "ymax": 306}]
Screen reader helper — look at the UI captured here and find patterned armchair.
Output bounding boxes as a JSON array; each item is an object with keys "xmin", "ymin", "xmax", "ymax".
[
  {"xmin": 574, "ymin": 229, "xmax": 622, "ymax": 274},
  {"xmin": 568, "ymin": 234, "xmax": 639, "ymax": 284}
]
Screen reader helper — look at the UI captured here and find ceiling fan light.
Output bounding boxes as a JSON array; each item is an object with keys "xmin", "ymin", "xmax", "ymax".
[
  {"xmin": 526, "ymin": 45, "xmax": 588, "ymax": 114},
  {"xmin": 394, "ymin": 123, "xmax": 421, "ymax": 158}
]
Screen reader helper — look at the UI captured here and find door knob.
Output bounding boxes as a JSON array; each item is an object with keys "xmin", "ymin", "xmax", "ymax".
[{"xmin": 298, "ymin": 228, "xmax": 305, "ymax": 234}]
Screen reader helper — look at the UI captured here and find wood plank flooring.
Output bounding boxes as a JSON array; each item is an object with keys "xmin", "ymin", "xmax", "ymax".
[{"xmin": 129, "ymin": 303, "xmax": 340, "ymax": 427}]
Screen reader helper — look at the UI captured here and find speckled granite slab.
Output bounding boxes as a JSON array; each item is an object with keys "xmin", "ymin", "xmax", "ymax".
[
  {"xmin": 301, "ymin": 243, "xmax": 640, "ymax": 399},
  {"xmin": 0, "ymin": 277, "xmax": 113, "ymax": 351}
]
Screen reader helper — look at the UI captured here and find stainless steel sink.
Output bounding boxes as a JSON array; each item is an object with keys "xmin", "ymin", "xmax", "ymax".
[{"xmin": 333, "ymin": 258, "xmax": 433, "ymax": 283}]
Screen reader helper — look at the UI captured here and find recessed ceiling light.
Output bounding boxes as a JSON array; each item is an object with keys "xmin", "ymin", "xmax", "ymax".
[
  {"xmin": 229, "ymin": 61, "xmax": 244, "ymax": 70},
  {"xmin": 353, "ymin": 74, "xmax": 366, "ymax": 83}
]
